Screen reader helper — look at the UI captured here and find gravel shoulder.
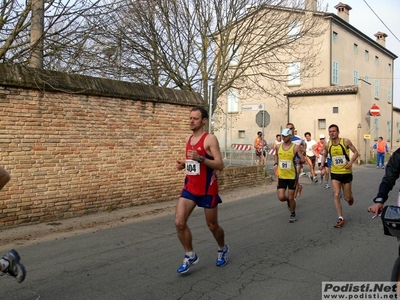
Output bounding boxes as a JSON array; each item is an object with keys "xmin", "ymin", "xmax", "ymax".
[{"xmin": 0, "ymin": 182, "xmax": 275, "ymax": 250}]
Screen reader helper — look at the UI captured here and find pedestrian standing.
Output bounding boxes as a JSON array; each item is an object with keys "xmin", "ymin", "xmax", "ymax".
[
  {"xmin": 373, "ymin": 137, "xmax": 389, "ymax": 169},
  {"xmin": 254, "ymin": 131, "xmax": 267, "ymax": 165}
]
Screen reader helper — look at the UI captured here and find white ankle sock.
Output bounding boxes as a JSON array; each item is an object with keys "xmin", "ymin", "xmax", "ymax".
[{"xmin": 186, "ymin": 251, "xmax": 195, "ymax": 258}]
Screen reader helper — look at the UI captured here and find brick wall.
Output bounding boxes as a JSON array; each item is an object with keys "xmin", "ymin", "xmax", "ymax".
[
  {"xmin": 0, "ymin": 64, "xmax": 266, "ymax": 228},
  {"xmin": 218, "ymin": 166, "xmax": 266, "ymax": 190}
]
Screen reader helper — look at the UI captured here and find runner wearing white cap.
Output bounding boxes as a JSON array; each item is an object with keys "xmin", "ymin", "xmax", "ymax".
[{"xmin": 274, "ymin": 128, "xmax": 306, "ymax": 223}]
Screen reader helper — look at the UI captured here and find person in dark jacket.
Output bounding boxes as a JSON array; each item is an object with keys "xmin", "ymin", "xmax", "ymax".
[{"xmin": 368, "ymin": 148, "xmax": 400, "ymax": 217}]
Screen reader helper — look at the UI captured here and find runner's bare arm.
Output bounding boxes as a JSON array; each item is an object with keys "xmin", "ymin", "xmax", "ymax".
[
  {"xmin": 320, "ymin": 143, "xmax": 329, "ymax": 169},
  {"xmin": 176, "ymin": 160, "xmax": 185, "ymax": 171},
  {"xmin": 176, "ymin": 136, "xmax": 191, "ymax": 171},
  {"xmin": 295, "ymin": 145, "xmax": 306, "ymax": 164},
  {"xmin": 203, "ymin": 134, "xmax": 224, "ymax": 171},
  {"xmin": 312, "ymin": 144, "xmax": 318, "ymax": 156},
  {"xmin": 345, "ymin": 138, "xmax": 359, "ymax": 167},
  {"xmin": 273, "ymin": 148, "xmax": 279, "ymax": 170}
]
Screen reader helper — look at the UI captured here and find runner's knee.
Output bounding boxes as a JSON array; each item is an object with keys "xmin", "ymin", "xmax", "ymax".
[
  {"xmin": 175, "ymin": 218, "xmax": 187, "ymax": 231},
  {"xmin": 207, "ymin": 221, "xmax": 219, "ymax": 232}
]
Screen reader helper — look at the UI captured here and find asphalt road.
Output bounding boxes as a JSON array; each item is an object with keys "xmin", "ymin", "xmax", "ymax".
[{"xmin": 0, "ymin": 165, "xmax": 397, "ymax": 300}]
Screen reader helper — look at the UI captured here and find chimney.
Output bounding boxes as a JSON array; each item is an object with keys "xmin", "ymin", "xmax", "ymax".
[
  {"xmin": 374, "ymin": 32, "xmax": 388, "ymax": 47},
  {"xmin": 334, "ymin": 2, "xmax": 352, "ymax": 23},
  {"xmin": 305, "ymin": 0, "xmax": 317, "ymax": 11}
]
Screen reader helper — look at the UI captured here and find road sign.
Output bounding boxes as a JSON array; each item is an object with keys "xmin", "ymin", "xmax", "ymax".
[
  {"xmin": 363, "ymin": 134, "xmax": 371, "ymax": 139},
  {"xmin": 370, "ymin": 104, "xmax": 380, "ymax": 116},
  {"xmin": 242, "ymin": 104, "xmax": 262, "ymax": 111},
  {"xmin": 255, "ymin": 110, "xmax": 270, "ymax": 128}
]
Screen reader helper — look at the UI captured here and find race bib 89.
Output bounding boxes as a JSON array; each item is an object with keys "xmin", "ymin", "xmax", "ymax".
[{"xmin": 279, "ymin": 160, "xmax": 292, "ymax": 170}]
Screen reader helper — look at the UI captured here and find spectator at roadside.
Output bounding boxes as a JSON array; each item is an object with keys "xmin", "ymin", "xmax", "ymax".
[
  {"xmin": 373, "ymin": 137, "xmax": 389, "ymax": 169},
  {"xmin": 254, "ymin": 131, "xmax": 267, "ymax": 165}
]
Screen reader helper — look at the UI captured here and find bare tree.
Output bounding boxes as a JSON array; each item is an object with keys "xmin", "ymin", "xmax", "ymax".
[
  {"xmin": 0, "ymin": 0, "xmax": 114, "ymax": 70},
  {"xmin": 1, "ymin": 0, "xmax": 328, "ymax": 108},
  {"xmin": 103, "ymin": 0, "xmax": 327, "ymax": 107}
]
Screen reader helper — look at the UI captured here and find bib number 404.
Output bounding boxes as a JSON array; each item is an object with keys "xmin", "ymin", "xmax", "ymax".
[{"xmin": 186, "ymin": 160, "xmax": 200, "ymax": 175}]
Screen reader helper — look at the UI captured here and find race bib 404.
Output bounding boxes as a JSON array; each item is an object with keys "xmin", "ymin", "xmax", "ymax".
[{"xmin": 186, "ymin": 160, "xmax": 200, "ymax": 175}]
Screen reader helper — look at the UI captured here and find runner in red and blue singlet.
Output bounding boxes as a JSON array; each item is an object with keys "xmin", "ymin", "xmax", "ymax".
[
  {"xmin": 175, "ymin": 106, "xmax": 228, "ymax": 274},
  {"xmin": 181, "ymin": 132, "xmax": 221, "ymax": 208}
]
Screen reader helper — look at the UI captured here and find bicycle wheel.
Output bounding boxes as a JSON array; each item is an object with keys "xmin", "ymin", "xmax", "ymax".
[{"xmin": 390, "ymin": 256, "xmax": 400, "ymax": 282}]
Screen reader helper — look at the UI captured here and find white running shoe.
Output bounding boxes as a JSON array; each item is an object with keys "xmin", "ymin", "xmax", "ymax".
[{"xmin": 1, "ymin": 249, "xmax": 26, "ymax": 283}]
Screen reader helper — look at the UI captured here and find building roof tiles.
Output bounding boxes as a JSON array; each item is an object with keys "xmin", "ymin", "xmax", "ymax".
[{"xmin": 285, "ymin": 85, "xmax": 358, "ymax": 97}]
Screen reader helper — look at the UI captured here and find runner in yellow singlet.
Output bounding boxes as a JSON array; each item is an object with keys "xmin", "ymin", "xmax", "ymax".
[
  {"xmin": 273, "ymin": 128, "xmax": 306, "ymax": 223},
  {"xmin": 320, "ymin": 124, "xmax": 359, "ymax": 228}
]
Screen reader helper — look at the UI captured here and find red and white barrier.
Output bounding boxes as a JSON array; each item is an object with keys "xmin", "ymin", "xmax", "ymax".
[{"xmin": 231, "ymin": 144, "xmax": 252, "ymax": 151}]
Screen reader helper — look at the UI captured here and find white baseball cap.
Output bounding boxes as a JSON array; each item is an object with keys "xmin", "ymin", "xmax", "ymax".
[
  {"xmin": 281, "ymin": 128, "xmax": 292, "ymax": 136},
  {"xmin": 319, "ymin": 134, "xmax": 325, "ymax": 139}
]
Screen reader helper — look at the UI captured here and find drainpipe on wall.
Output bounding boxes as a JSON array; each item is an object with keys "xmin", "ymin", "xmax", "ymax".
[
  {"xmin": 224, "ymin": 111, "xmax": 228, "ymax": 159},
  {"xmin": 286, "ymin": 96, "xmax": 290, "ymax": 124},
  {"xmin": 329, "ymin": 21, "xmax": 332, "ymax": 86},
  {"xmin": 391, "ymin": 63, "xmax": 395, "ymax": 151},
  {"xmin": 357, "ymin": 123, "xmax": 361, "ymax": 164},
  {"xmin": 208, "ymin": 87, "xmax": 212, "ymax": 133}
]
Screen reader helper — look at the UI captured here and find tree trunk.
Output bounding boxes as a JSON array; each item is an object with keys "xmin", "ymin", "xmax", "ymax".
[{"xmin": 30, "ymin": 0, "xmax": 44, "ymax": 69}]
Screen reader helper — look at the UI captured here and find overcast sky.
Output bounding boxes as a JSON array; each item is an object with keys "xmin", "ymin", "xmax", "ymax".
[{"xmin": 324, "ymin": 0, "xmax": 400, "ymax": 107}]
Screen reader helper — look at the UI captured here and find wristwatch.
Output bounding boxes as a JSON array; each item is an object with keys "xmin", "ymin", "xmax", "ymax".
[
  {"xmin": 373, "ymin": 197, "xmax": 384, "ymax": 204},
  {"xmin": 198, "ymin": 156, "xmax": 205, "ymax": 163}
]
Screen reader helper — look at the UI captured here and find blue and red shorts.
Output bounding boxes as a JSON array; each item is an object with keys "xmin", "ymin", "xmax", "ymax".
[{"xmin": 181, "ymin": 189, "xmax": 222, "ymax": 208}]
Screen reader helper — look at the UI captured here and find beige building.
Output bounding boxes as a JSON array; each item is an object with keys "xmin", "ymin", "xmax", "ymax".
[{"xmin": 213, "ymin": 2, "xmax": 397, "ymax": 161}]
